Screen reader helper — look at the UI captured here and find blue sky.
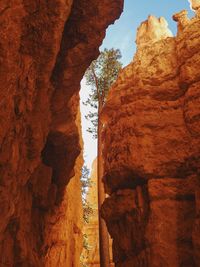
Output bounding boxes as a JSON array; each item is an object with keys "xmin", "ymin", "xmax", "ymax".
[
  {"xmin": 101, "ymin": 0, "xmax": 194, "ymax": 65},
  {"xmin": 81, "ymin": 0, "xmax": 194, "ymax": 170}
]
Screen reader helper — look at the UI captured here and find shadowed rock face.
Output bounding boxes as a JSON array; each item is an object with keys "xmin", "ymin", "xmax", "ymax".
[
  {"xmin": 0, "ymin": 0, "xmax": 123, "ymax": 266},
  {"xmin": 101, "ymin": 12, "xmax": 200, "ymax": 267}
]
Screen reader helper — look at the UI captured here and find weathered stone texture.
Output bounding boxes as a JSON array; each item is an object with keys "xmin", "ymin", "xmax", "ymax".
[
  {"xmin": 0, "ymin": 0, "xmax": 123, "ymax": 266},
  {"xmin": 101, "ymin": 12, "xmax": 200, "ymax": 267}
]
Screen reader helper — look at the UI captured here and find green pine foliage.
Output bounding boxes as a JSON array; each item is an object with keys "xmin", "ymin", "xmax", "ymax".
[
  {"xmin": 84, "ymin": 48, "xmax": 122, "ymax": 138},
  {"xmin": 80, "ymin": 48, "xmax": 122, "ymax": 266}
]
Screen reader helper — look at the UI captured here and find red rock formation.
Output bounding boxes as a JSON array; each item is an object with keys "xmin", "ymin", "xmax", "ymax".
[
  {"xmin": 0, "ymin": 1, "xmax": 123, "ymax": 266},
  {"xmin": 101, "ymin": 11, "xmax": 200, "ymax": 267}
]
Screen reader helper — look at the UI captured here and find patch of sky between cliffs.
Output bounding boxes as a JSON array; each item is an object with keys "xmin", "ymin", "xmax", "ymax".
[{"xmin": 102, "ymin": 0, "xmax": 194, "ymax": 66}]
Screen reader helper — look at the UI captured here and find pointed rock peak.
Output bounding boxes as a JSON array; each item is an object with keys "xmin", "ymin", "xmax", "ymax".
[{"xmin": 136, "ymin": 15, "xmax": 173, "ymax": 47}]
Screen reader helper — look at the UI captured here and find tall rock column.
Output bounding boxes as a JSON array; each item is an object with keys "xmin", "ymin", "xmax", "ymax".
[{"xmin": 101, "ymin": 13, "xmax": 200, "ymax": 267}]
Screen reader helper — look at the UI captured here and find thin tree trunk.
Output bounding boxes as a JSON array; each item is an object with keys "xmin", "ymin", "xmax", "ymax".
[
  {"xmin": 97, "ymin": 102, "xmax": 110, "ymax": 267},
  {"xmin": 91, "ymin": 65, "xmax": 110, "ymax": 267}
]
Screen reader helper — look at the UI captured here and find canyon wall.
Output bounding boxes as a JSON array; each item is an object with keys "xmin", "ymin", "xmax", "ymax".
[
  {"xmin": 101, "ymin": 8, "xmax": 200, "ymax": 267},
  {"xmin": 0, "ymin": 1, "xmax": 123, "ymax": 266}
]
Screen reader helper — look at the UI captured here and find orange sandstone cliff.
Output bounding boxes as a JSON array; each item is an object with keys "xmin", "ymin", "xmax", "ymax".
[
  {"xmin": 101, "ymin": 8, "xmax": 200, "ymax": 267},
  {"xmin": 0, "ymin": 1, "xmax": 123, "ymax": 266}
]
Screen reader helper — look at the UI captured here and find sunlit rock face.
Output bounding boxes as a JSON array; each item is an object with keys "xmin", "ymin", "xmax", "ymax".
[
  {"xmin": 101, "ymin": 12, "xmax": 200, "ymax": 267},
  {"xmin": 136, "ymin": 15, "xmax": 173, "ymax": 46},
  {"xmin": 0, "ymin": 0, "xmax": 123, "ymax": 266}
]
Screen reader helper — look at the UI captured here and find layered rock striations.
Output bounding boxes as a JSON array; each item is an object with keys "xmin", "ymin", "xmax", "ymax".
[
  {"xmin": 0, "ymin": 0, "xmax": 123, "ymax": 266},
  {"xmin": 101, "ymin": 10, "xmax": 200, "ymax": 267}
]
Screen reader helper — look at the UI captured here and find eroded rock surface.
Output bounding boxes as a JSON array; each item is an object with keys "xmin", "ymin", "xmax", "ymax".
[
  {"xmin": 101, "ymin": 10, "xmax": 200, "ymax": 267},
  {"xmin": 0, "ymin": 0, "xmax": 123, "ymax": 266}
]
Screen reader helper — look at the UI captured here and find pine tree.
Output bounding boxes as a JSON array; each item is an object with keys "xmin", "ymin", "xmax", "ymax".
[{"xmin": 84, "ymin": 48, "xmax": 122, "ymax": 267}]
